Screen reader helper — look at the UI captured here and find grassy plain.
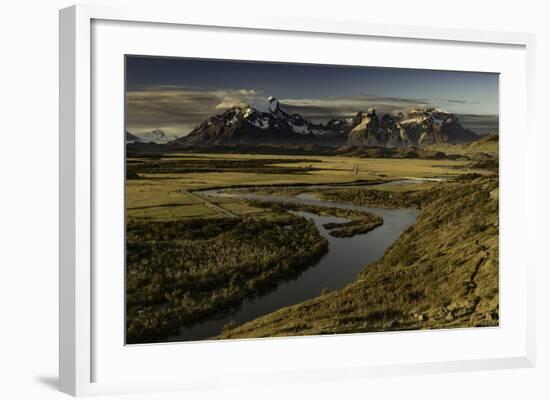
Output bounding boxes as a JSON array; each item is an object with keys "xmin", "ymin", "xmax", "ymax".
[{"xmin": 126, "ymin": 153, "xmax": 482, "ymax": 221}]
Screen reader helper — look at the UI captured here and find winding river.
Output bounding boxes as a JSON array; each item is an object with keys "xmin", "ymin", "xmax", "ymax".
[{"xmin": 168, "ymin": 181, "xmax": 420, "ymax": 342}]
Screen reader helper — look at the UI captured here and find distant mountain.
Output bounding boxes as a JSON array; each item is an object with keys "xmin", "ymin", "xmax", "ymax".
[
  {"xmin": 347, "ymin": 109, "xmax": 407, "ymax": 147},
  {"xmin": 169, "ymin": 97, "xmax": 480, "ymax": 148},
  {"xmin": 135, "ymin": 129, "xmax": 178, "ymax": 144},
  {"xmin": 170, "ymin": 96, "xmax": 349, "ymax": 147},
  {"xmin": 397, "ymin": 108, "xmax": 479, "ymax": 145},
  {"xmin": 347, "ymin": 107, "xmax": 480, "ymax": 147},
  {"xmin": 126, "ymin": 129, "xmax": 180, "ymax": 144},
  {"xmin": 126, "ymin": 131, "xmax": 141, "ymax": 143}
]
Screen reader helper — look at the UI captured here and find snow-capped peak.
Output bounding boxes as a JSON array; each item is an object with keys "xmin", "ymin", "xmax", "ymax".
[
  {"xmin": 267, "ymin": 96, "xmax": 280, "ymax": 113},
  {"xmin": 242, "ymin": 107, "xmax": 253, "ymax": 118}
]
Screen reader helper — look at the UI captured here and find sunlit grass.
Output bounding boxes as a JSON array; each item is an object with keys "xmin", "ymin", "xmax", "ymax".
[
  {"xmin": 127, "ymin": 204, "xmax": 217, "ymax": 220},
  {"xmin": 126, "ymin": 153, "xmax": 480, "ymax": 221}
]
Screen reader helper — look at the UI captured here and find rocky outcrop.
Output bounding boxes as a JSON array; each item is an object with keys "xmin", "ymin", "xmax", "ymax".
[
  {"xmin": 347, "ymin": 109, "xmax": 410, "ymax": 147},
  {"xmin": 398, "ymin": 108, "xmax": 478, "ymax": 145},
  {"xmin": 347, "ymin": 109, "xmax": 382, "ymax": 146}
]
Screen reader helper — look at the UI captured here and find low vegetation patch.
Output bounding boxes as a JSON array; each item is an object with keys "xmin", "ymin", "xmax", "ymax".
[
  {"xmin": 126, "ymin": 156, "xmax": 322, "ymax": 180},
  {"xmin": 322, "ymin": 219, "xmax": 383, "ymax": 237},
  {"xmin": 128, "ymin": 143, "xmax": 461, "ymax": 160},
  {"xmin": 221, "ymin": 178, "xmax": 387, "ymax": 198},
  {"xmin": 126, "ymin": 214, "xmax": 328, "ymax": 343},
  {"xmin": 248, "ymin": 200, "xmax": 384, "ymax": 238},
  {"xmin": 317, "ymin": 187, "xmax": 424, "ymax": 209}
]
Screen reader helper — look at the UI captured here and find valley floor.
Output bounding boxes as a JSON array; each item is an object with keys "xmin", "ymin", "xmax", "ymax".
[{"xmin": 125, "ymin": 143, "xmax": 499, "ymax": 343}]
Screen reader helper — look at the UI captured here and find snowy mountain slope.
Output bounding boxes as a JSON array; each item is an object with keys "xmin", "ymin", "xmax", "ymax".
[{"xmin": 169, "ymin": 97, "xmax": 480, "ymax": 148}]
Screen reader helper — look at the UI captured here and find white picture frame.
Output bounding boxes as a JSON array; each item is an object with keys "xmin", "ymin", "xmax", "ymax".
[{"xmin": 59, "ymin": 3, "xmax": 536, "ymax": 397}]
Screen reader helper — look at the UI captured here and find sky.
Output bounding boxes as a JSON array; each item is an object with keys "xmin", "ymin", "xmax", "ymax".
[{"xmin": 126, "ymin": 56, "xmax": 499, "ymax": 137}]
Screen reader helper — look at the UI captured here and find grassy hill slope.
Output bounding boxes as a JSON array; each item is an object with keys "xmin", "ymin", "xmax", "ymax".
[
  {"xmin": 219, "ymin": 175, "xmax": 499, "ymax": 339},
  {"xmin": 424, "ymin": 134, "xmax": 499, "ymax": 158}
]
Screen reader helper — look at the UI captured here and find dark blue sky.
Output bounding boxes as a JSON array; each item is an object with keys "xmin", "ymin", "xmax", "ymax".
[{"xmin": 126, "ymin": 55, "xmax": 499, "ymax": 136}]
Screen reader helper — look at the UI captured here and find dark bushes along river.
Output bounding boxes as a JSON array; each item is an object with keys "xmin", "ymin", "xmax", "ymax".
[{"xmin": 126, "ymin": 214, "xmax": 328, "ymax": 343}]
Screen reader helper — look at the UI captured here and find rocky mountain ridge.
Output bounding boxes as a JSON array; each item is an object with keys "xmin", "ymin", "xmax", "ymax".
[{"xmin": 133, "ymin": 97, "xmax": 482, "ymax": 147}]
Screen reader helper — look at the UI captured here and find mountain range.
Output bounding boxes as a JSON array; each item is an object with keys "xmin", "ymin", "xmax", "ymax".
[
  {"xmin": 129, "ymin": 96, "xmax": 482, "ymax": 148},
  {"xmin": 126, "ymin": 129, "xmax": 177, "ymax": 144}
]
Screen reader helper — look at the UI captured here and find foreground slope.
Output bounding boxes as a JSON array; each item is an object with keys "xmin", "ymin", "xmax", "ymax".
[
  {"xmin": 219, "ymin": 175, "xmax": 499, "ymax": 339},
  {"xmin": 424, "ymin": 134, "xmax": 499, "ymax": 158}
]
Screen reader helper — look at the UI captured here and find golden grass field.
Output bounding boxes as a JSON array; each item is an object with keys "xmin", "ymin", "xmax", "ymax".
[{"xmin": 127, "ymin": 153, "xmax": 483, "ymax": 221}]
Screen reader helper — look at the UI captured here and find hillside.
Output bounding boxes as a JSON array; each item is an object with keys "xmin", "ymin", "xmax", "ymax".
[
  {"xmin": 218, "ymin": 175, "xmax": 499, "ymax": 339},
  {"xmin": 423, "ymin": 134, "xmax": 499, "ymax": 158}
]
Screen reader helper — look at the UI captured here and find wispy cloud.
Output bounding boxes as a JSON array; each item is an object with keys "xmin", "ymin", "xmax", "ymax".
[
  {"xmin": 279, "ymin": 94, "xmax": 431, "ymax": 121},
  {"xmin": 126, "ymin": 87, "xmax": 260, "ymax": 135}
]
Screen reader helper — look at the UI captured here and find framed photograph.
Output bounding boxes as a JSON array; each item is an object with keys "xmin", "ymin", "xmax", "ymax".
[{"xmin": 59, "ymin": 4, "xmax": 536, "ymax": 396}]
